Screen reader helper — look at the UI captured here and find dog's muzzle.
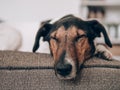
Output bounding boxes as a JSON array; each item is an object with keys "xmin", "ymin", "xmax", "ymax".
[
  {"xmin": 54, "ymin": 53, "xmax": 77, "ymax": 80},
  {"xmin": 55, "ymin": 62, "xmax": 72, "ymax": 77}
]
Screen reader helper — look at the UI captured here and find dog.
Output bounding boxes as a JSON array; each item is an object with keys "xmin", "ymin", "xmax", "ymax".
[{"xmin": 32, "ymin": 14, "xmax": 112, "ymax": 80}]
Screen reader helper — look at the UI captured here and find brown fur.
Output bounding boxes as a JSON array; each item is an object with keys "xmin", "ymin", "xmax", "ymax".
[
  {"xmin": 50, "ymin": 26, "xmax": 91, "ymax": 65},
  {"xmin": 75, "ymin": 37, "xmax": 91, "ymax": 64}
]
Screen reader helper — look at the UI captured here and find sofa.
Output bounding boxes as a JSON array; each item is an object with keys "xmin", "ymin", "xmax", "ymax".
[{"xmin": 0, "ymin": 51, "xmax": 120, "ymax": 90}]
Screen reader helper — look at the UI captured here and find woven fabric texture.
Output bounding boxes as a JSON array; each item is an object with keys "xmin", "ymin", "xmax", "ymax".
[{"xmin": 0, "ymin": 51, "xmax": 120, "ymax": 90}]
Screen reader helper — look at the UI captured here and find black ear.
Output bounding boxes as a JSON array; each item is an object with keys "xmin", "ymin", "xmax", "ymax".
[
  {"xmin": 32, "ymin": 22, "xmax": 53, "ymax": 52},
  {"xmin": 87, "ymin": 20, "xmax": 112, "ymax": 48}
]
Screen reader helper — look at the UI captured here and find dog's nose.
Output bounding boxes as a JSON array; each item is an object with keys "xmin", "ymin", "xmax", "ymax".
[{"xmin": 56, "ymin": 63, "xmax": 72, "ymax": 76}]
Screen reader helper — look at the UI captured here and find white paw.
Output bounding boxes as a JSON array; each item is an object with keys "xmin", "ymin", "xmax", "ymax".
[
  {"xmin": 103, "ymin": 50, "xmax": 113, "ymax": 60},
  {"xmin": 95, "ymin": 44, "xmax": 113, "ymax": 60}
]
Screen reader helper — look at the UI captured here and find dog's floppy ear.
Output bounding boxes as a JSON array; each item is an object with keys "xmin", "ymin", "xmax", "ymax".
[
  {"xmin": 87, "ymin": 20, "xmax": 112, "ymax": 48},
  {"xmin": 32, "ymin": 21, "xmax": 53, "ymax": 52}
]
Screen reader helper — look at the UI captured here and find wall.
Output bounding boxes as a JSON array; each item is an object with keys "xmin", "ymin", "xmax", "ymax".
[
  {"xmin": 0, "ymin": 0, "xmax": 80, "ymax": 22},
  {"xmin": 0, "ymin": 0, "xmax": 80, "ymax": 52}
]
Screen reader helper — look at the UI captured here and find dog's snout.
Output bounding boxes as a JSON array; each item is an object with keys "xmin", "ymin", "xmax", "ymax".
[{"xmin": 56, "ymin": 63, "xmax": 72, "ymax": 76}]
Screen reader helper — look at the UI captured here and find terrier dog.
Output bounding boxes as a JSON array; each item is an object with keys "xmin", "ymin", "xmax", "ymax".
[{"xmin": 33, "ymin": 15, "xmax": 112, "ymax": 80}]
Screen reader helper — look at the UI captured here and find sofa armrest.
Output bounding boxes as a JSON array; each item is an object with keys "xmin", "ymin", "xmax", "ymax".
[{"xmin": 0, "ymin": 51, "xmax": 120, "ymax": 90}]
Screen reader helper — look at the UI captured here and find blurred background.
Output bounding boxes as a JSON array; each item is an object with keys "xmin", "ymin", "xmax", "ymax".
[{"xmin": 0, "ymin": 0, "xmax": 120, "ymax": 58}]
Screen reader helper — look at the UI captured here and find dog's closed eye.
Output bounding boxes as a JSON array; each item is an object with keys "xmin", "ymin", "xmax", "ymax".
[
  {"xmin": 51, "ymin": 36, "xmax": 57, "ymax": 40},
  {"xmin": 75, "ymin": 35, "xmax": 87, "ymax": 42},
  {"xmin": 50, "ymin": 37, "xmax": 59, "ymax": 42}
]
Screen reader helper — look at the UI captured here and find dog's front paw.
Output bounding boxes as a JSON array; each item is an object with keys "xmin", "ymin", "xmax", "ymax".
[
  {"xmin": 102, "ymin": 50, "xmax": 113, "ymax": 60},
  {"xmin": 95, "ymin": 45, "xmax": 113, "ymax": 60}
]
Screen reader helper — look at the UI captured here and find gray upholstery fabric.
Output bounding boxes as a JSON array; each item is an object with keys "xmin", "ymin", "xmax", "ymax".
[{"xmin": 0, "ymin": 51, "xmax": 120, "ymax": 90}]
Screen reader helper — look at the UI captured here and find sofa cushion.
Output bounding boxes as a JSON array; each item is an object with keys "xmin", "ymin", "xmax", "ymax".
[{"xmin": 0, "ymin": 51, "xmax": 120, "ymax": 90}]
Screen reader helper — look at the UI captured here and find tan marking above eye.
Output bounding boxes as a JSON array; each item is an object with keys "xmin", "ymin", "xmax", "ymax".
[
  {"xmin": 50, "ymin": 26, "xmax": 66, "ymax": 41},
  {"xmin": 77, "ymin": 29, "xmax": 85, "ymax": 35},
  {"xmin": 51, "ymin": 31, "xmax": 57, "ymax": 38}
]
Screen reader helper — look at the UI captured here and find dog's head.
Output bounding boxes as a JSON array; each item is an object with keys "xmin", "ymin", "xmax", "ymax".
[{"xmin": 33, "ymin": 15, "xmax": 112, "ymax": 80}]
